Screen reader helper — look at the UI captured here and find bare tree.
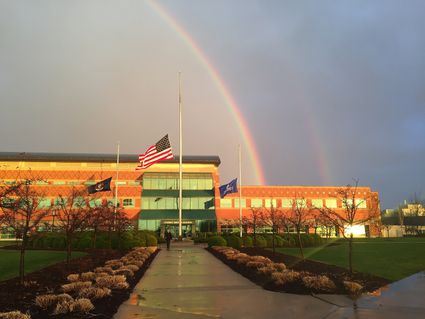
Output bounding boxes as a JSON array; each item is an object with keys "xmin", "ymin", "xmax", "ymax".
[
  {"xmin": 260, "ymin": 199, "xmax": 283, "ymax": 255},
  {"xmin": 244, "ymin": 207, "xmax": 264, "ymax": 246},
  {"xmin": 0, "ymin": 179, "xmax": 51, "ymax": 284},
  {"xmin": 286, "ymin": 196, "xmax": 312, "ymax": 259},
  {"xmin": 54, "ymin": 187, "xmax": 89, "ymax": 263},
  {"xmin": 319, "ymin": 179, "xmax": 379, "ymax": 273},
  {"xmin": 86, "ymin": 199, "xmax": 107, "ymax": 249}
]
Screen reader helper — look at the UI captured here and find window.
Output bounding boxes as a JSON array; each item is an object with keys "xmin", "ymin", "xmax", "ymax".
[
  {"xmin": 325, "ymin": 199, "xmax": 337, "ymax": 208},
  {"xmin": 251, "ymin": 198, "xmax": 262, "ymax": 208},
  {"xmin": 37, "ymin": 198, "xmax": 51, "ymax": 208},
  {"xmin": 54, "ymin": 197, "xmax": 67, "ymax": 207},
  {"xmin": 220, "ymin": 199, "xmax": 232, "ymax": 208},
  {"xmin": 311, "ymin": 199, "xmax": 323, "ymax": 208},
  {"xmin": 356, "ymin": 199, "xmax": 367, "ymax": 209},
  {"xmin": 123, "ymin": 198, "xmax": 134, "ymax": 207},
  {"xmin": 89, "ymin": 198, "xmax": 102, "ymax": 208},
  {"xmin": 281, "ymin": 198, "xmax": 292, "ymax": 208},
  {"xmin": 234, "ymin": 198, "xmax": 246, "ymax": 208},
  {"xmin": 343, "ymin": 199, "xmax": 353, "ymax": 209},
  {"xmin": 295, "ymin": 199, "xmax": 307, "ymax": 208},
  {"xmin": 265, "ymin": 199, "xmax": 277, "ymax": 208},
  {"xmin": 73, "ymin": 197, "xmax": 86, "ymax": 208}
]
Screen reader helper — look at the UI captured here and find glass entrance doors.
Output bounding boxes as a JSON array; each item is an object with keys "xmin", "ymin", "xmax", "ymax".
[{"xmin": 161, "ymin": 221, "xmax": 194, "ymax": 239}]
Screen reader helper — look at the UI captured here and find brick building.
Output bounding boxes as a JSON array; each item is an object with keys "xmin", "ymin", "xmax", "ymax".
[{"xmin": 0, "ymin": 152, "xmax": 380, "ymax": 238}]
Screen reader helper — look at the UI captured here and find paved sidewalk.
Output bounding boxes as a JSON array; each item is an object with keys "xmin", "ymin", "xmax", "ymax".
[{"xmin": 114, "ymin": 243, "xmax": 425, "ymax": 319}]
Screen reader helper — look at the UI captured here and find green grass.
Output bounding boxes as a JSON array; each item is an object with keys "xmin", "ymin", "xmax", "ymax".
[
  {"xmin": 0, "ymin": 240, "xmax": 19, "ymax": 247},
  {"xmin": 0, "ymin": 250, "xmax": 87, "ymax": 281},
  {"xmin": 275, "ymin": 237, "xmax": 425, "ymax": 281}
]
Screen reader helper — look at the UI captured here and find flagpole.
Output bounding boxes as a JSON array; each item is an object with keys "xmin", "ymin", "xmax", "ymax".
[
  {"xmin": 114, "ymin": 141, "xmax": 120, "ymax": 218},
  {"xmin": 178, "ymin": 72, "xmax": 183, "ymax": 238},
  {"xmin": 239, "ymin": 144, "xmax": 242, "ymax": 238}
]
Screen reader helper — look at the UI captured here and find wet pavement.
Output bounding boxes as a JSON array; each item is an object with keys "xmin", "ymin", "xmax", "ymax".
[{"xmin": 114, "ymin": 242, "xmax": 425, "ymax": 319}]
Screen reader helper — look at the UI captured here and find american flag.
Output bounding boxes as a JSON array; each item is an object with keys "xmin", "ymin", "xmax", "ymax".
[{"xmin": 136, "ymin": 135, "xmax": 173, "ymax": 170}]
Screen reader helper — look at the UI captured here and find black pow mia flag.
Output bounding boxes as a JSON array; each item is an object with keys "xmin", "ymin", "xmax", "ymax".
[{"xmin": 88, "ymin": 177, "xmax": 112, "ymax": 194}]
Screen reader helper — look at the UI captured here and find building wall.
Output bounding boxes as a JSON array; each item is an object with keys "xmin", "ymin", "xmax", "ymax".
[{"xmin": 0, "ymin": 153, "xmax": 381, "ymax": 237}]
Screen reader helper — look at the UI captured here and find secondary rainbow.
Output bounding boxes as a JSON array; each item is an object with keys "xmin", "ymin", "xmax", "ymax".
[{"xmin": 146, "ymin": 0, "xmax": 266, "ymax": 185}]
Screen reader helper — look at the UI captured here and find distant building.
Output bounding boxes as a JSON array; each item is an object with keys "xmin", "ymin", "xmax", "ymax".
[
  {"xmin": 381, "ymin": 204, "xmax": 425, "ymax": 237},
  {"xmin": 0, "ymin": 152, "xmax": 381, "ymax": 238}
]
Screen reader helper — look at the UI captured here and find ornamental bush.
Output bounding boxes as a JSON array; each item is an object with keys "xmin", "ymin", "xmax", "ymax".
[
  {"xmin": 207, "ymin": 236, "xmax": 227, "ymax": 248},
  {"xmin": 225, "ymin": 235, "xmax": 242, "ymax": 249},
  {"xmin": 254, "ymin": 235, "xmax": 267, "ymax": 248},
  {"xmin": 242, "ymin": 235, "xmax": 253, "ymax": 247}
]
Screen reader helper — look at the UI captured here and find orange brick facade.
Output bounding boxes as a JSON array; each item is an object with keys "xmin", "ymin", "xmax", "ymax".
[{"xmin": 0, "ymin": 153, "xmax": 381, "ymax": 237}]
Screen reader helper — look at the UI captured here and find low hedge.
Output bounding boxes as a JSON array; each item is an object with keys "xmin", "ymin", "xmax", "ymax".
[
  {"xmin": 207, "ymin": 236, "xmax": 227, "ymax": 247},
  {"xmin": 225, "ymin": 235, "xmax": 243, "ymax": 249}
]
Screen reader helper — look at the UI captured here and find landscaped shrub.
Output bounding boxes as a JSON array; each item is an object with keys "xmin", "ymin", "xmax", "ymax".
[
  {"xmin": 114, "ymin": 267, "xmax": 134, "ymax": 278},
  {"xmin": 264, "ymin": 235, "xmax": 284, "ymax": 248},
  {"xmin": 207, "ymin": 236, "xmax": 227, "ymax": 247},
  {"xmin": 71, "ymin": 298, "xmax": 94, "ymax": 313},
  {"xmin": 343, "ymin": 281, "xmax": 363, "ymax": 296},
  {"xmin": 95, "ymin": 275, "xmax": 129, "ymax": 289},
  {"xmin": 67, "ymin": 274, "xmax": 80, "ymax": 282},
  {"xmin": 78, "ymin": 287, "xmax": 111, "ymax": 300},
  {"xmin": 145, "ymin": 234, "xmax": 158, "ymax": 247},
  {"xmin": 80, "ymin": 272, "xmax": 96, "ymax": 281},
  {"xmin": 35, "ymin": 294, "xmax": 60, "ymax": 309},
  {"xmin": 0, "ymin": 311, "xmax": 31, "ymax": 319},
  {"xmin": 302, "ymin": 275, "xmax": 336, "ymax": 291},
  {"xmin": 225, "ymin": 235, "xmax": 242, "ymax": 249},
  {"xmin": 242, "ymin": 236, "xmax": 253, "ymax": 247},
  {"xmin": 61, "ymin": 281, "xmax": 92, "ymax": 293},
  {"xmin": 280, "ymin": 234, "xmax": 296, "ymax": 247},
  {"xmin": 271, "ymin": 270, "xmax": 300, "ymax": 285},
  {"xmin": 254, "ymin": 235, "xmax": 267, "ymax": 248},
  {"xmin": 274, "ymin": 235, "xmax": 284, "ymax": 247}
]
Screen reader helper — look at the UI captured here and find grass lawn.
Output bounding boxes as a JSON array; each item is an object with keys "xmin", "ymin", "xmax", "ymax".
[
  {"xmin": 0, "ymin": 240, "xmax": 17, "ymax": 247},
  {"xmin": 0, "ymin": 249, "xmax": 87, "ymax": 281},
  {"xmin": 275, "ymin": 237, "xmax": 425, "ymax": 281}
]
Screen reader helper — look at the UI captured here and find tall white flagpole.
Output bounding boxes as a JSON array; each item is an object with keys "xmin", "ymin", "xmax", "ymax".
[
  {"xmin": 114, "ymin": 141, "xmax": 120, "ymax": 220},
  {"xmin": 178, "ymin": 72, "xmax": 183, "ymax": 238},
  {"xmin": 239, "ymin": 144, "xmax": 243, "ymax": 238}
]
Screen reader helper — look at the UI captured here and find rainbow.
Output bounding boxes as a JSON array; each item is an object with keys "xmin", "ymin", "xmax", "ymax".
[{"xmin": 146, "ymin": 0, "xmax": 266, "ymax": 185}]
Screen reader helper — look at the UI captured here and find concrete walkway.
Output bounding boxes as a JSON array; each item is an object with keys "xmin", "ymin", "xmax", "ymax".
[{"xmin": 114, "ymin": 243, "xmax": 425, "ymax": 319}]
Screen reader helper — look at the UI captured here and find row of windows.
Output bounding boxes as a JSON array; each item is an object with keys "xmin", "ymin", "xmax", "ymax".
[
  {"xmin": 143, "ymin": 178, "xmax": 214, "ymax": 190},
  {"xmin": 0, "ymin": 180, "xmax": 141, "ymax": 186},
  {"xmin": 141, "ymin": 197, "xmax": 214, "ymax": 210},
  {"xmin": 1, "ymin": 197, "xmax": 135, "ymax": 209},
  {"xmin": 219, "ymin": 198, "xmax": 368, "ymax": 209}
]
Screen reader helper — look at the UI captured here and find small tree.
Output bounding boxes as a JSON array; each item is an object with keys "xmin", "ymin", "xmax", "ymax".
[
  {"xmin": 260, "ymin": 199, "xmax": 282, "ymax": 255},
  {"xmin": 0, "ymin": 179, "xmax": 51, "ymax": 284},
  {"xmin": 319, "ymin": 179, "xmax": 378, "ymax": 273},
  {"xmin": 244, "ymin": 207, "xmax": 263, "ymax": 246},
  {"xmin": 54, "ymin": 187, "xmax": 89, "ymax": 263},
  {"xmin": 86, "ymin": 199, "xmax": 107, "ymax": 249},
  {"xmin": 286, "ymin": 196, "xmax": 312, "ymax": 259}
]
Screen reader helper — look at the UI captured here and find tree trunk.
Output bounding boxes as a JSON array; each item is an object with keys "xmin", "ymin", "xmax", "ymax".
[
  {"xmin": 297, "ymin": 229, "xmax": 304, "ymax": 259},
  {"xmin": 19, "ymin": 238, "xmax": 26, "ymax": 285},
  {"xmin": 92, "ymin": 229, "xmax": 97, "ymax": 249},
  {"xmin": 272, "ymin": 230, "xmax": 275, "ymax": 256},
  {"xmin": 348, "ymin": 233, "xmax": 353, "ymax": 273},
  {"xmin": 66, "ymin": 238, "xmax": 72, "ymax": 264}
]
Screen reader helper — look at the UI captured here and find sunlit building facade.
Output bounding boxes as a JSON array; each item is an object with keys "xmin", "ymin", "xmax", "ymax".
[{"xmin": 0, "ymin": 152, "xmax": 380, "ymax": 238}]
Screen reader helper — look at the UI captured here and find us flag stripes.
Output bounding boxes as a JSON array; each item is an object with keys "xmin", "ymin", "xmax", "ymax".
[{"xmin": 136, "ymin": 135, "xmax": 174, "ymax": 170}]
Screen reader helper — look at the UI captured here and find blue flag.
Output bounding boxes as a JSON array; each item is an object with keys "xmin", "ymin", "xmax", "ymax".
[{"xmin": 219, "ymin": 178, "xmax": 238, "ymax": 198}]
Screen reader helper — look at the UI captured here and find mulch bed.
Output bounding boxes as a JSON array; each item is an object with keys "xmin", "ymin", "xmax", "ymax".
[
  {"xmin": 207, "ymin": 246, "xmax": 390, "ymax": 295},
  {"xmin": 0, "ymin": 248, "xmax": 159, "ymax": 318}
]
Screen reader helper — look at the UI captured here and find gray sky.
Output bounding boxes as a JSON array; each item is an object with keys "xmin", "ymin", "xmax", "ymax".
[{"xmin": 1, "ymin": 0, "xmax": 424, "ymax": 208}]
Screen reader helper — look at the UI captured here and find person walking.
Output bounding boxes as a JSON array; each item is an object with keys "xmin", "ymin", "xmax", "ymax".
[{"xmin": 165, "ymin": 229, "xmax": 172, "ymax": 250}]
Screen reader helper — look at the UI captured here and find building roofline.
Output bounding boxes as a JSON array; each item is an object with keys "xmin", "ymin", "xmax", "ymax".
[{"xmin": 0, "ymin": 152, "xmax": 221, "ymax": 166}]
